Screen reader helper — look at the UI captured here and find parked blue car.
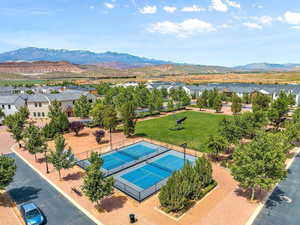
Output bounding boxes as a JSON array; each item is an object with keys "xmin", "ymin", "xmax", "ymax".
[{"xmin": 20, "ymin": 202, "xmax": 44, "ymax": 225}]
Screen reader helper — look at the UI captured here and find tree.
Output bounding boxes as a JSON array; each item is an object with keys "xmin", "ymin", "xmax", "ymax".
[
  {"xmin": 267, "ymin": 92, "xmax": 289, "ymax": 128},
  {"xmin": 201, "ymin": 90, "xmax": 209, "ymax": 107},
  {"xmin": 47, "ymin": 101, "xmax": 69, "ymax": 136},
  {"xmin": 48, "ymin": 135, "xmax": 75, "ymax": 180},
  {"xmin": 159, "ymin": 171, "xmax": 189, "ymax": 213},
  {"xmin": 0, "ymin": 108, "xmax": 4, "ymax": 121},
  {"xmin": 231, "ymin": 94, "xmax": 242, "ymax": 115},
  {"xmin": 81, "ymin": 152, "xmax": 114, "ymax": 208},
  {"xmin": 196, "ymin": 96, "xmax": 205, "ymax": 111},
  {"xmin": 194, "ymin": 156, "xmax": 213, "ymax": 188},
  {"xmin": 252, "ymin": 93, "xmax": 270, "ymax": 112},
  {"xmin": 213, "ymin": 95, "xmax": 222, "ymax": 113},
  {"xmin": 103, "ymin": 106, "xmax": 118, "ymax": 150},
  {"xmin": 69, "ymin": 121, "xmax": 84, "ymax": 136},
  {"xmin": 23, "ymin": 125, "xmax": 47, "ymax": 161},
  {"xmin": 120, "ymin": 101, "xmax": 136, "ymax": 137},
  {"xmin": 0, "ymin": 154, "xmax": 16, "ymax": 190},
  {"xmin": 206, "ymin": 135, "xmax": 228, "ymax": 160},
  {"xmin": 219, "ymin": 118, "xmax": 242, "ymax": 144},
  {"xmin": 3, "ymin": 113, "xmax": 27, "ymax": 148},
  {"xmin": 242, "ymin": 93, "xmax": 251, "ymax": 104},
  {"xmin": 74, "ymin": 95, "xmax": 91, "ymax": 118},
  {"xmin": 90, "ymin": 102, "xmax": 106, "ymax": 127},
  {"xmin": 19, "ymin": 106, "xmax": 30, "ymax": 120},
  {"xmin": 167, "ymin": 99, "xmax": 174, "ymax": 111},
  {"xmin": 287, "ymin": 93, "xmax": 296, "ymax": 107},
  {"xmin": 95, "ymin": 130, "xmax": 105, "ymax": 144},
  {"xmin": 231, "ymin": 132, "xmax": 287, "ymax": 201}
]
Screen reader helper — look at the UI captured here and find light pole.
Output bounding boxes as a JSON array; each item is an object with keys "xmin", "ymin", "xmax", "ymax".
[{"xmin": 180, "ymin": 143, "xmax": 187, "ymax": 165}]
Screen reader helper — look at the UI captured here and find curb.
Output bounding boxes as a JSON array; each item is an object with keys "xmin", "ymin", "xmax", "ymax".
[
  {"xmin": 11, "ymin": 144, "xmax": 104, "ymax": 225},
  {"xmin": 245, "ymin": 147, "xmax": 300, "ymax": 225}
]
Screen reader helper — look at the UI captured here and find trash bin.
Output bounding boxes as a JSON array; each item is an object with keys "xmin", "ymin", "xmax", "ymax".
[{"xmin": 129, "ymin": 214, "xmax": 136, "ymax": 223}]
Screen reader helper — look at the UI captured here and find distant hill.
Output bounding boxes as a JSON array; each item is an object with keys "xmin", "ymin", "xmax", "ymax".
[
  {"xmin": 0, "ymin": 61, "xmax": 82, "ymax": 74},
  {"xmin": 234, "ymin": 63, "xmax": 300, "ymax": 71},
  {"xmin": 0, "ymin": 47, "xmax": 171, "ymax": 67}
]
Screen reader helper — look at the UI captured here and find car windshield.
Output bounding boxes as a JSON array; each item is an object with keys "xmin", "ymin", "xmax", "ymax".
[{"xmin": 25, "ymin": 209, "xmax": 40, "ymax": 220}]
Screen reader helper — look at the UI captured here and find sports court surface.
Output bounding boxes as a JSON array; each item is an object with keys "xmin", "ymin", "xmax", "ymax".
[
  {"xmin": 76, "ymin": 141, "xmax": 169, "ymax": 176},
  {"xmin": 114, "ymin": 150, "xmax": 196, "ymax": 201}
]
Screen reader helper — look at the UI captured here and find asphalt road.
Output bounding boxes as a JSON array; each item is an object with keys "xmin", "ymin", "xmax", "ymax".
[
  {"xmin": 253, "ymin": 154, "xmax": 300, "ymax": 225},
  {"xmin": 7, "ymin": 153, "xmax": 96, "ymax": 225}
]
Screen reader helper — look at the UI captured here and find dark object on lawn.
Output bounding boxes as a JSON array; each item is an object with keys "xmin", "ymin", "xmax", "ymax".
[
  {"xmin": 129, "ymin": 214, "xmax": 137, "ymax": 223},
  {"xmin": 95, "ymin": 130, "xmax": 105, "ymax": 144},
  {"xmin": 71, "ymin": 187, "xmax": 82, "ymax": 196},
  {"xmin": 69, "ymin": 121, "xmax": 84, "ymax": 136},
  {"xmin": 170, "ymin": 116, "xmax": 187, "ymax": 131}
]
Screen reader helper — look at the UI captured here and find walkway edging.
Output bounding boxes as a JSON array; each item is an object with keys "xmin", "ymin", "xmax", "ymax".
[{"xmin": 11, "ymin": 144, "xmax": 103, "ymax": 225}]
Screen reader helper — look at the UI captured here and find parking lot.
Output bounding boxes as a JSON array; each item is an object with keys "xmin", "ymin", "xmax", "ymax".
[
  {"xmin": 253, "ymin": 154, "xmax": 300, "ymax": 225},
  {"xmin": 7, "ymin": 153, "xmax": 96, "ymax": 225}
]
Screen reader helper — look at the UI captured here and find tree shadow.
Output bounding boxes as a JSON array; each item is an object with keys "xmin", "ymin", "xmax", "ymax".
[
  {"xmin": 37, "ymin": 157, "xmax": 46, "ymax": 164},
  {"xmin": 63, "ymin": 171, "xmax": 85, "ymax": 181},
  {"xmin": 264, "ymin": 187, "xmax": 285, "ymax": 210},
  {"xmin": 75, "ymin": 132, "xmax": 89, "ymax": 137},
  {"xmin": 8, "ymin": 186, "xmax": 41, "ymax": 205},
  {"xmin": 134, "ymin": 133, "xmax": 147, "ymax": 137},
  {"xmin": 234, "ymin": 186, "xmax": 267, "ymax": 202},
  {"xmin": 0, "ymin": 192, "xmax": 14, "ymax": 207},
  {"xmin": 100, "ymin": 195, "xmax": 128, "ymax": 212}
]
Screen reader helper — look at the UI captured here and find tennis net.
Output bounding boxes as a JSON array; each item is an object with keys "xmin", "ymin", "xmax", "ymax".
[{"xmin": 146, "ymin": 160, "xmax": 174, "ymax": 174}]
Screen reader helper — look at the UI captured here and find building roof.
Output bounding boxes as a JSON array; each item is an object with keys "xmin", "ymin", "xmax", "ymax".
[{"xmin": 0, "ymin": 95, "xmax": 24, "ymax": 105}]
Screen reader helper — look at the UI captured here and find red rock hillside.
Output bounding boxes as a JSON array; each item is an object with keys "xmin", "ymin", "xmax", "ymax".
[{"xmin": 0, "ymin": 61, "xmax": 83, "ymax": 73}]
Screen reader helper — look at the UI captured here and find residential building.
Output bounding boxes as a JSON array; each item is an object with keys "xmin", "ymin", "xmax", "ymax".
[{"xmin": 0, "ymin": 95, "xmax": 26, "ymax": 123}]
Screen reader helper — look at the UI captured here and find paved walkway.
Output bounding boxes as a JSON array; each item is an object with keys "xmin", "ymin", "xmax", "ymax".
[
  {"xmin": 7, "ymin": 153, "xmax": 96, "ymax": 225},
  {"xmin": 253, "ymin": 153, "xmax": 300, "ymax": 225}
]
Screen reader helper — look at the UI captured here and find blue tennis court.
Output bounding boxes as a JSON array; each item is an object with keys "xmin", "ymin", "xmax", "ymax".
[
  {"xmin": 102, "ymin": 143, "xmax": 156, "ymax": 170},
  {"xmin": 76, "ymin": 141, "xmax": 169, "ymax": 176},
  {"xmin": 121, "ymin": 155, "xmax": 187, "ymax": 189},
  {"xmin": 114, "ymin": 151, "xmax": 196, "ymax": 200}
]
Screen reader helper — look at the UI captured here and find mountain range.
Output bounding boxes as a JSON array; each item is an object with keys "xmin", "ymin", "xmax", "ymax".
[{"xmin": 0, "ymin": 47, "xmax": 299, "ymax": 72}]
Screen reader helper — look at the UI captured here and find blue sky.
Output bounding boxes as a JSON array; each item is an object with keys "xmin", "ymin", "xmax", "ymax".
[{"xmin": 0, "ymin": 0, "xmax": 300, "ymax": 66}]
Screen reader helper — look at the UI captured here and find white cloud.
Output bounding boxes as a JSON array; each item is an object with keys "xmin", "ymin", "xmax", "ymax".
[
  {"xmin": 292, "ymin": 26, "xmax": 300, "ymax": 30},
  {"xmin": 148, "ymin": 19, "xmax": 216, "ymax": 37},
  {"xmin": 220, "ymin": 24, "xmax": 232, "ymax": 28},
  {"xmin": 163, "ymin": 6, "xmax": 176, "ymax": 13},
  {"xmin": 140, "ymin": 5, "xmax": 157, "ymax": 14},
  {"xmin": 211, "ymin": 0, "xmax": 228, "ymax": 12},
  {"xmin": 89, "ymin": 6, "xmax": 95, "ymax": 10},
  {"xmin": 282, "ymin": 11, "xmax": 300, "ymax": 25},
  {"xmin": 257, "ymin": 16, "xmax": 273, "ymax": 25},
  {"xmin": 181, "ymin": 5, "xmax": 205, "ymax": 12},
  {"xmin": 243, "ymin": 22, "xmax": 262, "ymax": 29},
  {"xmin": 104, "ymin": 3, "xmax": 114, "ymax": 9},
  {"xmin": 224, "ymin": 0, "xmax": 241, "ymax": 9}
]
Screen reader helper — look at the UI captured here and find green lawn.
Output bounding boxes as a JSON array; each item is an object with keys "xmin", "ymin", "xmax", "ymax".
[{"xmin": 135, "ymin": 111, "xmax": 231, "ymax": 152}]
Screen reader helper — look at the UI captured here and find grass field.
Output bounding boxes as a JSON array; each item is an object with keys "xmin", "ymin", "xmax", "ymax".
[{"xmin": 135, "ymin": 111, "xmax": 231, "ymax": 152}]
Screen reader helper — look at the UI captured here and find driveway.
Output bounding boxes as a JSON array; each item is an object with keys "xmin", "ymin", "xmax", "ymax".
[
  {"xmin": 7, "ymin": 153, "xmax": 96, "ymax": 225},
  {"xmin": 253, "ymin": 154, "xmax": 300, "ymax": 225}
]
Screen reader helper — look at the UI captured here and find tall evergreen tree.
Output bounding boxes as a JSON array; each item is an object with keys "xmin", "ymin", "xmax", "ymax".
[
  {"xmin": 120, "ymin": 101, "xmax": 136, "ymax": 137},
  {"xmin": 213, "ymin": 95, "xmax": 222, "ymax": 113},
  {"xmin": 74, "ymin": 95, "xmax": 92, "ymax": 118},
  {"xmin": 231, "ymin": 94, "xmax": 242, "ymax": 115}
]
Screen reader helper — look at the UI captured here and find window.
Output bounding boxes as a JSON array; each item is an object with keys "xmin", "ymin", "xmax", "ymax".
[
  {"xmin": 39, "ymin": 103, "xmax": 42, "ymax": 107},
  {"xmin": 42, "ymin": 112, "xmax": 45, "ymax": 117},
  {"xmin": 89, "ymin": 99, "xmax": 93, "ymax": 103},
  {"xmin": 73, "ymin": 100, "xmax": 75, "ymax": 104},
  {"xmin": 38, "ymin": 112, "xmax": 41, "ymax": 117},
  {"xmin": 35, "ymin": 103, "xmax": 38, "ymax": 107},
  {"xmin": 8, "ymin": 105, "xmax": 11, "ymax": 109},
  {"xmin": 33, "ymin": 112, "xmax": 36, "ymax": 117},
  {"xmin": 1, "ymin": 105, "xmax": 4, "ymax": 109}
]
